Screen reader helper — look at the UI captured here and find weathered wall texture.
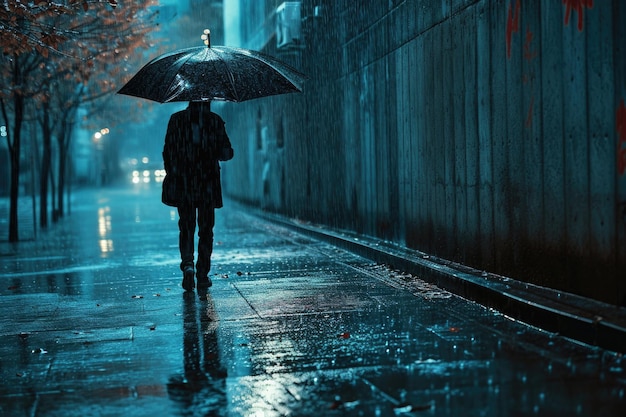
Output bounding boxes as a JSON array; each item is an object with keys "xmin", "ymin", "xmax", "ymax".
[{"xmin": 221, "ymin": 0, "xmax": 626, "ymax": 306}]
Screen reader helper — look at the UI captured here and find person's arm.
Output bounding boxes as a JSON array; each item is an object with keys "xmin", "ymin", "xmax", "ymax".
[
  {"xmin": 216, "ymin": 117, "xmax": 234, "ymax": 161},
  {"xmin": 163, "ymin": 115, "xmax": 177, "ymax": 174}
]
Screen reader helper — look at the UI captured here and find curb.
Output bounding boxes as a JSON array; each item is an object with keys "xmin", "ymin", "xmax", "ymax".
[{"xmin": 251, "ymin": 208, "xmax": 626, "ymax": 354}]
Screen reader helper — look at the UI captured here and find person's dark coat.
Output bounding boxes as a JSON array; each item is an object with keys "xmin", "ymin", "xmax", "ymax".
[{"xmin": 162, "ymin": 106, "xmax": 234, "ymax": 208}]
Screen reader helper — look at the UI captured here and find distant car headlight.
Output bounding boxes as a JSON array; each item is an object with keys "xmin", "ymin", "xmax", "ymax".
[
  {"xmin": 155, "ymin": 170, "xmax": 165, "ymax": 182},
  {"xmin": 131, "ymin": 170, "xmax": 140, "ymax": 184}
]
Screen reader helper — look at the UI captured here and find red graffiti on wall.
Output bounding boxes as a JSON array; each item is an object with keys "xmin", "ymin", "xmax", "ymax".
[
  {"xmin": 617, "ymin": 100, "xmax": 626, "ymax": 175},
  {"xmin": 506, "ymin": 2, "xmax": 592, "ymax": 129},
  {"xmin": 506, "ymin": 0, "xmax": 520, "ymax": 59},
  {"xmin": 506, "ymin": 0, "xmax": 538, "ymax": 128},
  {"xmin": 523, "ymin": 30, "xmax": 537, "ymax": 128},
  {"xmin": 563, "ymin": 0, "xmax": 593, "ymax": 31},
  {"xmin": 523, "ymin": 29, "xmax": 537, "ymax": 61}
]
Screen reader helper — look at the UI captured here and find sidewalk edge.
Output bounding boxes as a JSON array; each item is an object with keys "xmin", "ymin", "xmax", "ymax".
[{"xmin": 248, "ymin": 208, "xmax": 626, "ymax": 354}]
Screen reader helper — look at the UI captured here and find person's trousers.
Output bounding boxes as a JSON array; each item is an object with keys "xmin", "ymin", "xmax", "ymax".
[{"xmin": 177, "ymin": 201, "xmax": 215, "ymax": 277}]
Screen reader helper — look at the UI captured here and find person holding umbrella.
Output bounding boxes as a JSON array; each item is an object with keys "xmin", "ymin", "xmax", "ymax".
[
  {"xmin": 117, "ymin": 29, "xmax": 305, "ymax": 291},
  {"xmin": 161, "ymin": 101, "xmax": 234, "ymax": 291}
]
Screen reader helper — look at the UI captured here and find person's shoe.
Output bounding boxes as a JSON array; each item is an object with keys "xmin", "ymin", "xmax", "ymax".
[
  {"xmin": 196, "ymin": 273, "xmax": 212, "ymax": 288},
  {"xmin": 182, "ymin": 267, "xmax": 195, "ymax": 291}
]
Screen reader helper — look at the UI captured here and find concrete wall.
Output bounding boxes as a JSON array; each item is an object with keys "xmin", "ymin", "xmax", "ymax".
[{"xmin": 221, "ymin": 0, "xmax": 626, "ymax": 306}]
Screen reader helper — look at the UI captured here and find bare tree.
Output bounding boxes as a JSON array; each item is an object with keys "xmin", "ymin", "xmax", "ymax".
[{"xmin": 0, "ymin": 0, "xmax": 157, "ymax": 239}]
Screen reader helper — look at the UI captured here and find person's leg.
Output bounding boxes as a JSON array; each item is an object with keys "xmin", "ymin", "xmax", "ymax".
[
  {"xmin": 178, "ymin": 203, "xmax": 197, "ymax": 290},
  {"xmin": 196, "ymin": 202, "xmax": 215, "ymax": 285}
]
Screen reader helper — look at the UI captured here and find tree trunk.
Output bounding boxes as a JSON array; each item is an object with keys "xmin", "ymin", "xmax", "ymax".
[
  {"xmin": 57, "ymin": 102, "xmax": 79, "ymax": 218},
  {"xmin": 8, "ymin": 89, "xmax": 24, "ymax": 243},
  {"xmin": 39, "ymin": 102, "xmax": 51, "ymax": 229},
  {"xmin": 9, "ymin": 129, "xmax": 20, "ymax": 242},
  {"xmin": 57, "ymin": 146, "xmax": 66, "ymax": 218},
  {"xmin": 57, "ymin": 119, "xmax": 69, "ymax": 218}
]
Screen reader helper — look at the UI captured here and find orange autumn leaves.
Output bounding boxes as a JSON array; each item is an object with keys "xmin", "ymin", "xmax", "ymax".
[{"xmin": 1, "ymin": 1, "xmax": 139, "ymax": 58}]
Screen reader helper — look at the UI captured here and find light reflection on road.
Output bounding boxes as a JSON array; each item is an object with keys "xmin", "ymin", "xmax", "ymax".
[{"xmin": 98, "ymin": 206, "xmax": 114, "ymax": 256}]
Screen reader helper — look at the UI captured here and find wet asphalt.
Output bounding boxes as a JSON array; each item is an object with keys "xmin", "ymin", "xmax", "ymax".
[{"xmin": 0, "ymin": 185, "xmax": 625, "ymax": 417}]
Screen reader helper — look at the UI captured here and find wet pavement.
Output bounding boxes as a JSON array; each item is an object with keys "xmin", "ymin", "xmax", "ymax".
[{"xmin": 1, "ymin": 185, "xmax": 625, "ymax": 417}]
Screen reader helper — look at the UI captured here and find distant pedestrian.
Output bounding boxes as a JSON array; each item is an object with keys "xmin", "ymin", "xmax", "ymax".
[{"xmin": 162, "ymin": 101, "xmax": 234, "ymax": 291}]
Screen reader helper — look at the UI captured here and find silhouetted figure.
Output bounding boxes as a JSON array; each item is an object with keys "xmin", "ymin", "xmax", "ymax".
[{"xmin": 162, "ymin": 101, "xmax": 234, "ymax": 291}]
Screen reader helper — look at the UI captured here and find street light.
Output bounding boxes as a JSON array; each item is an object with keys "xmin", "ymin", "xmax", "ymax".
[{"xmin": 94, "ymin": 128, "xmax": 109, "ymax": 142}]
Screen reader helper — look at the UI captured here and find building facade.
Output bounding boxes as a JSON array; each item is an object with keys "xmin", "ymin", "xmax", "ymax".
[{"xmin": 220, "ymin": 1, "xmax": 626, "ymax": 306}]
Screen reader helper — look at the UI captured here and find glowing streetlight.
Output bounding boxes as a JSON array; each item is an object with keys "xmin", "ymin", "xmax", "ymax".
[{"xmin": 94, "ymin": 128, "xmax": 109, "ymax": 142}]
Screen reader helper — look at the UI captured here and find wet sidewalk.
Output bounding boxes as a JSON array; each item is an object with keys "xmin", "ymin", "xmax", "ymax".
[{"xmin": 0, "ymin": 185, "xmax": 625, "ymax": 417}]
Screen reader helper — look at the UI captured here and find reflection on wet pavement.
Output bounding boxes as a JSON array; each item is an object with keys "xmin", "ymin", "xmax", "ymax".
[
  {"xmin": 167, "ymin": 292, "xmax": 227, "ymax": 416},
  {"xmin": 0, "ymin": 186, "xmax": 624, "ymax": 416}
]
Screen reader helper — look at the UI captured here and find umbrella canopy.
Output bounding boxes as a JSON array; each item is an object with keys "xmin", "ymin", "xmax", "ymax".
[{"xmin": 117, "ymin": 45, "xmax": 306, "ymax": 103}]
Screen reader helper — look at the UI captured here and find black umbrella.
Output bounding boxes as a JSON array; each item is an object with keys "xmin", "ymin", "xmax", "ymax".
[{"xmin": 117, "ymin": 33, "xmax": 306, "ymax": 103}]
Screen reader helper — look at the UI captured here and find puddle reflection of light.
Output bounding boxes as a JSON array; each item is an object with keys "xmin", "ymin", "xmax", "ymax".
[
  {"xmin": 99, "ymin": 239, "xmax": 114, "ymax": 254},
  {"xmin": 244, "ymin": 379, "xmax": 292, "ymax": 416},
  {"xmin": 98, "ymin": 206, "xmax": 114, "ymax": 255}
]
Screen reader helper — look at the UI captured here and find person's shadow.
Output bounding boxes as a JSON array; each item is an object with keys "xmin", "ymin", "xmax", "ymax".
[{"xmin": 168, "ymin": 290, "xmax": 227, "ymax": 415}]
